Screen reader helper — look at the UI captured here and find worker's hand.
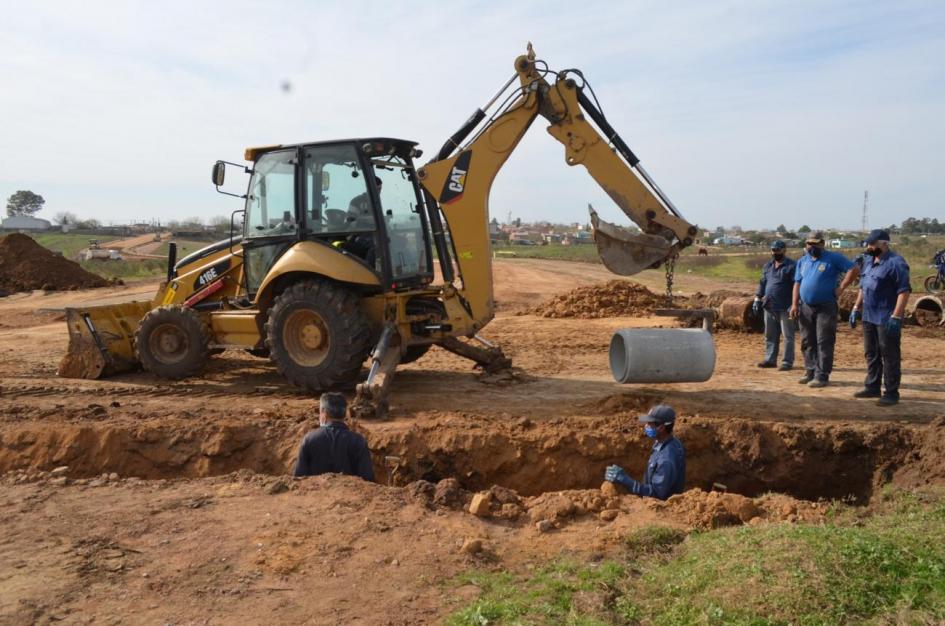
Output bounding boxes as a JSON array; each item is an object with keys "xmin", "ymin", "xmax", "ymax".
[
  {"xmin": 752, "ymin": 298, "xmax": 762, "ymax": 317},
  {"xmin": 849, "ymin": 309, "xmax": 858, "ymax": 329},
  {"xmin": 885, "ymin": 316, "xmax": 902, "ymax": 338},
  {"xmin": 789, "ymin": 304, "xmax": 799, "ymax": 320},
  {"xmin": 605, "ymin": 465, "xmax": 635, "ymax": 491}
]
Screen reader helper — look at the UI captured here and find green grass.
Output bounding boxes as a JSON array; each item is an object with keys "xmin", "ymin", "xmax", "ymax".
[
  {"xmin": 492, "ymin": 243, "xmax": 602, "ymax": 263},
  {"xmin": 79, "ymin": 258, "xmax": 166, "ymax": 280},
  {"xmin": 446, "ymin": 489, "xmax": 945, "ymax": 625},
  {"xmin": 29, "ymin": 232, "xmax": 118, "ymax": 258}
]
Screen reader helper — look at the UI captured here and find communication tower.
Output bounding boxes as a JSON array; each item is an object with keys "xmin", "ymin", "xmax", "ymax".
[{"xmin": 861, "ymin": 190, "xmax": 869, "ymax": 234}]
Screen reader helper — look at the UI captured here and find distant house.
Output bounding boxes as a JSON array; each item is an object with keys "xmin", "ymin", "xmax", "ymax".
[
  {"xmin": 712, "ymin": 236, "xmax": 745, "ymax": 246},
  {"xmin": 1, "ymin": 215, "xmax": 52, "ymax": 231}
]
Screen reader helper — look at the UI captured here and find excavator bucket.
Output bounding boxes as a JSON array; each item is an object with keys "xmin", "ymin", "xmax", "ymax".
[
  {"xmin": 58, "ymin": 301, "xmax": 154, "ymax": 379},
  {"xmin": 589, "ymin": 207, "xmax": 674, "ymax": 276}
]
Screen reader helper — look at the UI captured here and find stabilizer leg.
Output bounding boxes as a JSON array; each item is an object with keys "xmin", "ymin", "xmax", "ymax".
[{"xmin": 350, "ymin": 324, "xmax": 403, "ymax": 420}]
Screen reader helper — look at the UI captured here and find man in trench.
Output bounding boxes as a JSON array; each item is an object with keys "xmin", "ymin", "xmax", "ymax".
[
  {"xmin": 293, "ymin": 392, "xmax": 375, "ymax": 481},
  {"xmin": 604, "ymin": 405, "xmax": 685, "ymax": 500}
]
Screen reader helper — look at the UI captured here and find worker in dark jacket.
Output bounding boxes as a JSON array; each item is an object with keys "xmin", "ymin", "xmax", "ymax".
[
  {"xmin": 753, "ymin": 239, "xmax": 797, "ymax": 370},
  {"xmin": 293, "ymin": 392, "xmax": 375, "ymax": 481},
  {"xmin": 849, "ymin": 229, "xmax": 911, "ymax": 406},
  {"xmin": 604, "ymin": 405, "xmax": 685, "ymax": 500}
]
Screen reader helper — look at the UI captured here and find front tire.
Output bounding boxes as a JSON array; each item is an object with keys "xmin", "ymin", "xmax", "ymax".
[
  {"xmin": 135, "ymin": 305, "xmax": 211, "ymax": 379},
  {"xmin": 266, "ymin": 280, "xmax": 371, "ymax": 391}
]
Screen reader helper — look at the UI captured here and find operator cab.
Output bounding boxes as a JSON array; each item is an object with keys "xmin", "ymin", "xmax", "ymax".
[{"xmin": 223, "ymin": 138, "xmax": 434, "ymax": 297}]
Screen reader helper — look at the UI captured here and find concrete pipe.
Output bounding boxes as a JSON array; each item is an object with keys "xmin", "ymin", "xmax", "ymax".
[
  {"xmin": 717, "ymin": 297, "xmax": 765, "ymax": 332},
  {"xmin": 912, "ymin": 295, "xmax": 944, "ymax": 327},
  {"xmin": 609, "ymin": 328, "xmax": 716, "ymax": 384}
]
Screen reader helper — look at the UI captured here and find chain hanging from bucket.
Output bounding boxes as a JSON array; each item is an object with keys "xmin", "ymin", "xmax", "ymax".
[{"xmin": 664, "ymin": 254, "xmax": 678, "ymax": 307}]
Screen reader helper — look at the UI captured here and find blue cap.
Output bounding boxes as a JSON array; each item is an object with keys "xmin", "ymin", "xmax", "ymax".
[
  {"xmin": 770, "ymin": 239, "xmax": 786, "ymax": 250},
  {"xmin": 866, "ymin": 229, "xmax": 890, "ymax": 245},
  {"xmin": 639, "ymin": 404, "xmax": 676, "ymax": 425}
]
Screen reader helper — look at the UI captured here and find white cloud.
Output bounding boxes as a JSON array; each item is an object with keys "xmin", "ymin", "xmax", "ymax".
[{"xmin": 1, "ymin": 0, "xmax": 943, "ymax": 230}]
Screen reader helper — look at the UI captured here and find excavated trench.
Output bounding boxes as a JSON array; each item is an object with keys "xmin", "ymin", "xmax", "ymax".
[{"xmin": 2, "ymin": 412, "xmax": 942, "ymax": 505}]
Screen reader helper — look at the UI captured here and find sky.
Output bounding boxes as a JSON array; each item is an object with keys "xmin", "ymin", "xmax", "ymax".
[{"xmin": 1, "ymin": 1, "xmax": 943, "ymax": 232}]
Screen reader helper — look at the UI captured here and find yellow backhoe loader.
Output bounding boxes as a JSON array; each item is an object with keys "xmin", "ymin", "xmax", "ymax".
[{"xmin": 59, "ymin": 44, "xmax": 697, "ymax": 417}]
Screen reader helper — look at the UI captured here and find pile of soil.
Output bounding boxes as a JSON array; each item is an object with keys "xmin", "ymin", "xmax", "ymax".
[
  {"xmin": 522, "ymin": 280, "xmax": 668, "ymax": 318},
  {"xmin": 0, "ymin": 233, "xmax": 108, "ymax": 292}
]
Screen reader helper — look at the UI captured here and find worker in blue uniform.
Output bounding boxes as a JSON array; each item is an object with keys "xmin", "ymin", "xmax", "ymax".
[
  {"xmin": 753, "ymin": 239, "xmax": 797, "ymax": 370},
  {"xmin": 849, "ymin": 229, "xmax": 911, "ymax": 406},
  {"xmin": 790, "ymin": 232, "xmax": 857, "ymax": 387},
  {"xmin": 604, "ymin": 405, "xmax": 685, "ymax": 500}
]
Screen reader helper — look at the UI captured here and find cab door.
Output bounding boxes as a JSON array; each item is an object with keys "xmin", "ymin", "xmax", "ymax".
[{"xmin": 242, "ymin": 149, "xmax": 299, "ymax": 296}]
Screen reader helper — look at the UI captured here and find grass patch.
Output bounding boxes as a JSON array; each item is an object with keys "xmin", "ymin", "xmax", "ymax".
[
  {"xmin": 80, "ymin": 258, "xmax": 165, "ymax": 280},
  {"xmin": 447, "ymin": 490, "xmax": 945, "ymax": 625},
  {"xmin": 29, "ymin": 233, "xmax": 118, "ymax": 258}
]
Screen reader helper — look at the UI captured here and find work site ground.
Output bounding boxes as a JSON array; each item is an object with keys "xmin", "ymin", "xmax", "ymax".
[{"xmin": 1, "ymin": 258, "xmax": 944, "ymax": 625}]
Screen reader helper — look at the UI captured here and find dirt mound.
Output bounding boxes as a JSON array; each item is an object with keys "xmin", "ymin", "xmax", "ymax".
[
  {"xmin": 522, "ymin": 280, "xmax": 667, "ymax": 318},
  {"xmin": 654, "ymin": 488, "xmax": 826, "ymax": 529},
  {"xmin": 0, "ymin": 233, "xmax": 109, "ymax": 292},
  {"xmin": 686, "ymin": 289, "xmax": 751, "ymax": 309}
]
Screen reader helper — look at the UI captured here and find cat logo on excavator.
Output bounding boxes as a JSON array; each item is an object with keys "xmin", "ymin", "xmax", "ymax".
[{"xmin": 439, "ymin": 150, "xmax": 472, "ymax": 204}]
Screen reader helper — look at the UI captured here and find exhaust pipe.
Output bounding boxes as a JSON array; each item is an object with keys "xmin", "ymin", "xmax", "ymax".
[{"xmin": 166, "ymin": 242, "xmax": 177, "ymax": 283}]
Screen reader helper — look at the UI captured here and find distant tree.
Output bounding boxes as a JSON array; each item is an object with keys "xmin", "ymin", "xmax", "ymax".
[
  {"xmin": 513, "ymin": 217, "xmax": 521, "ymax": 227},
  {"xmin": 714, "ymin": 226, "xmax": 725, "ymax": 234},
  {"xmin": 208, "ymin": 215, "xmax": 231, "ymax": 232},
  {"xmin": 53, "ymin": 211, "xmax": 79, "ymax": 226},
  {"xmin": 78, "ymin": 218, "xmax": 101, "ymax": 229},
  {"xmin": 6, "ymin": 190, "xmax": 45, "ymax": 217},
  {"xmin": 776, "ymin": 224, "xmax": 788, "ymax": 234},
  {"xmin": 798, "ymin": 225, "xmax": 811, "ymax": 233}
]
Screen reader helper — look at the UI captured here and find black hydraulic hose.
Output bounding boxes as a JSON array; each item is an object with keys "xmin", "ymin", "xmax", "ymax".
[
  {"xmin": 422, "ymin": 189, "xmax": 454, "ymax": 283},
  {"xmin": 166, "ymin": 242, "xmax": 177, "ymax": 282},
  {"xmin": 576, "ymin": 88, "xmax": 640, "ymax": 167},
  {"xmin": 436, "ymin": 109, "xmax": 487, "ymax": 161}
]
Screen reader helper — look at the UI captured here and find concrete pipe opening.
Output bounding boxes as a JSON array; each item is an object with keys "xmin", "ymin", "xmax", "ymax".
[
  {"xmin": 609, "ymin": 328, "xmax": 716, "ymax": 384},
  {"xmin": 913, "ymin": 295, "xmax": 944, "ymax": 327}
]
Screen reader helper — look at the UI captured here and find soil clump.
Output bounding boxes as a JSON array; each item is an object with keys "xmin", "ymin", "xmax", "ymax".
[
  {"xmin": 522, "ymin": 280, "xmax": 667, "ymax": 318},
  {"xmin": 0, "ymin": 233, "xmax": 109, "ymax": 292}
]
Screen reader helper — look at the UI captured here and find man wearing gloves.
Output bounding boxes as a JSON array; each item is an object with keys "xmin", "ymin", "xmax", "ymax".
[
  {"xmin": 753, "ymin": 240, "xmax": 796, "ymax": 370},
  {"xmin": 849, "ymin": 229, "xmax": 911, "ymax": 406},
  {"xmin": 604, "ymin": 405, "xmax": 685, "ymax": 500},
  {"xmin": 790, "ymin": 232, "xmax": 857, "ymax": 387}
]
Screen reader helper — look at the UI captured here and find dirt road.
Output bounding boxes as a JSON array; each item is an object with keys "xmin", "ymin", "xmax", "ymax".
[{"xmin": 1, "ymin": 258, "xmax": 943, "ymax": 624}]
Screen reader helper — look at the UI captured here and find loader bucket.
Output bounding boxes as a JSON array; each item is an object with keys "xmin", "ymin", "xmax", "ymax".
[
  {"xmin": 58, "ymin": 301, "xmax": 154, "ymax": 379},
  {"xmin": 589, "ymin": 208, "xmax": 674, "ymax": 276}
]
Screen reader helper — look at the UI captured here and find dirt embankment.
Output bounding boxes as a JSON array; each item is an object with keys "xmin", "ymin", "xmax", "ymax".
[
  {"xmin": 521, "ymin": 280, "xmax": 671, "ymax": 318},
  {"xmin": 0, "ymin": 233, "xmax": 109, "ymax": 293}
]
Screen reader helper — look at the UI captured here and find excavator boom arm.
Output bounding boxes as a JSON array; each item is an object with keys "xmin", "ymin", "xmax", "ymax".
[{"xmin": 418, "ymin": 45, "xmax": 697, "ymax": 328}]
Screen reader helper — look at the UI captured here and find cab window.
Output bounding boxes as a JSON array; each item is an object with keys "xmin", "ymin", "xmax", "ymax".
[
  {"xmin": 245, "ymin": 150, "xmax": 296, "ymax": 238},
  {"xmin": 373, "ymin": 156, "xmax": 429, "ymax": 280},
  {"xmin": 303, "ymin": 144, "xmax": 375, "ymax": 235}
]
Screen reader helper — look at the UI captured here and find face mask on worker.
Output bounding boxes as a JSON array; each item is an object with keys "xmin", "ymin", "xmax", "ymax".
[
  {"xmin": 866, "ymin": 246, "xmax": 882, "ymax": 257},
  {"xmin": 808, "ymin": 245, "xmax": 823, "ymax": 259},
  {"xmin": 772, "ymin": 251, "xmax": 784, "ymax": 261},
  {"xmin": 644, "ymin": 424, "xmax": 658, "ymax": 439}
]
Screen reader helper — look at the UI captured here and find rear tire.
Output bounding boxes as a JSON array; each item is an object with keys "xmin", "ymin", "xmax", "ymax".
[
  {"xmin": 925, "ymin": 275, "xmax": 944, "ymax": 294},
  {"xmin": 266, "ymin": 279, "xmax": 371, "ymax": 391},
  {"xmin": 135, "ymin": 305, "xmax": 211, "ymax": 379}
]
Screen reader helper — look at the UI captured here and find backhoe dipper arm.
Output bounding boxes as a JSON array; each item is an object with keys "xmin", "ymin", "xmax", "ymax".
[{"xmin": 418, "ymin": 45, "xmax": 697, "ymax": 330}]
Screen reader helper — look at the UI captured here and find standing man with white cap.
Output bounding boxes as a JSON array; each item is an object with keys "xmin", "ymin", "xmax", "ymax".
[
  {"xmin": 849, "ymin": 229, "xmax": 911, "ymax": 406},
  {"xmin": 604, "ymin": 405, "xmax": 685, "ymax": 500}
]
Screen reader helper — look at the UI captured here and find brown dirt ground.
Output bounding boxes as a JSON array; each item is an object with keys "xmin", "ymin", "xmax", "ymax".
[{"xmin": 1, "ymin": 257, "xmax": 944, "ymax": 625}]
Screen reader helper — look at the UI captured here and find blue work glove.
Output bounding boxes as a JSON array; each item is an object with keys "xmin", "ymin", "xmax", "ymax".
[
  {"xmin": 849, "ymin": 309, "xmax": 858, "ymax": 329},
  {"xmin": 751, "ymin": 299, "xmax": 762, "ymax": 316},
  {"xmin": 885, "ymin": 316, "xmax": 902, "ymax": 338},
  {"xmin": 605, "ymin": 465, "xmax": 639, "ymax": 493}
]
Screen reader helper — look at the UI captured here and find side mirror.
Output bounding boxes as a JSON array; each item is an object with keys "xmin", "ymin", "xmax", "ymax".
[
  {"xmin": 212, "ymin": 161, "xmax": 226, "ymax": 187},
  {"xmin": 322, "ymin": 172, "xmax": 331, "ymax": 191}
]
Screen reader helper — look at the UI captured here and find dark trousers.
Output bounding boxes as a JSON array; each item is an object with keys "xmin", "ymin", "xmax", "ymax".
[
  {"xmin": 799, "ymin": 301, "xmax": 838, "ymax": 381},
  {"xmin": 862, "ymin": 321, "xmax": 901, "ymax": 398}
]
